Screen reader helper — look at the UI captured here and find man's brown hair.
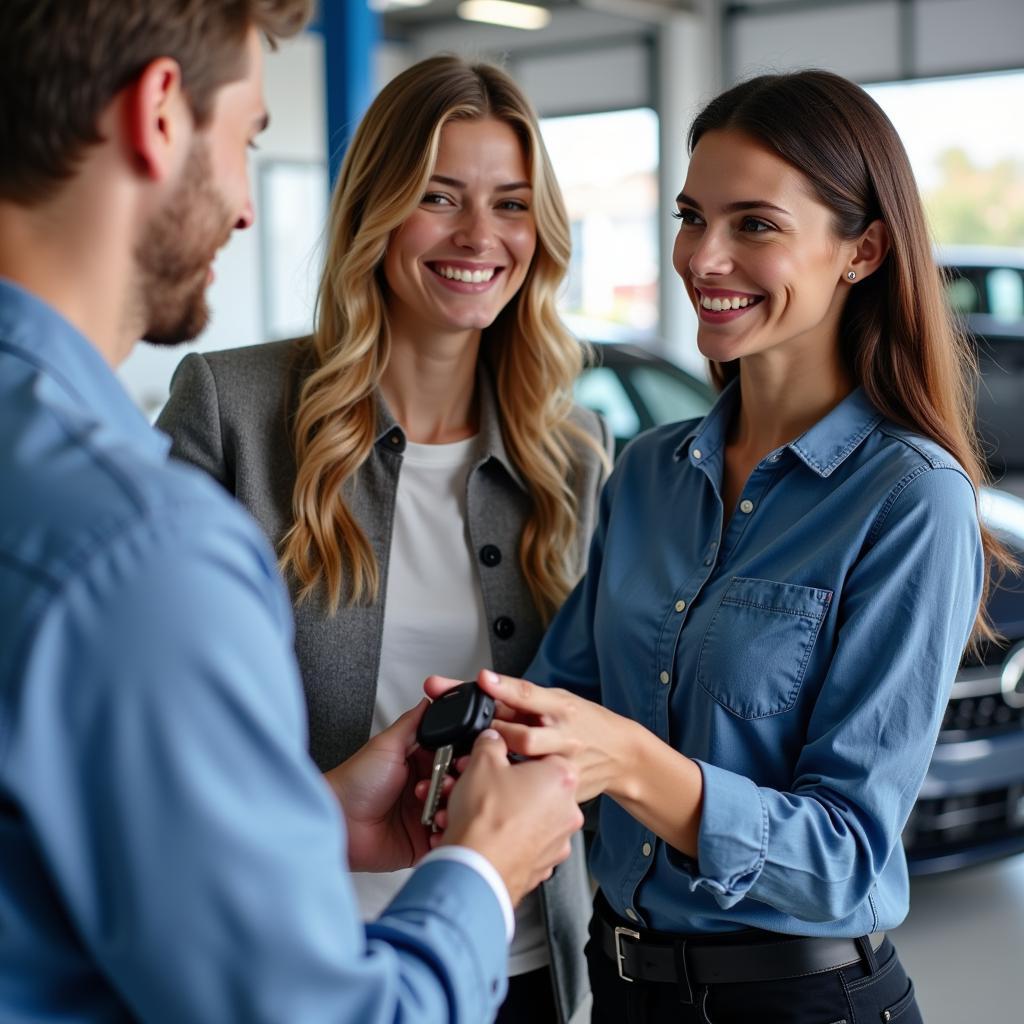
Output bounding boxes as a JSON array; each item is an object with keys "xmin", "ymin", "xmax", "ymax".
[{"xmin": 0, "ymin": 1, "xmax": 312, "ymax": 205}]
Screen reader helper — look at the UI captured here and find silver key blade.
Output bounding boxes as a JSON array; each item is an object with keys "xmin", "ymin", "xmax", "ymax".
[{"xmin": 421, "ymin": 743, "xmax": 455, "ymax": 828}]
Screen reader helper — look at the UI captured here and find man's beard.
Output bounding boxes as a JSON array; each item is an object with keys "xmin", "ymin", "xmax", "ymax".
[{"xmin": 135, "ymin": 140, "xmax": 235, "ymax": 347}]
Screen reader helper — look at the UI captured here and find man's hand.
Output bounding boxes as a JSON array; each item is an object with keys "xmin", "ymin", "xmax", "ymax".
[
  {"xmin": 436, "ymin": 729, "xmax": 584, "ymax": 907},
  {"xmin": 324, "ymin": 700, "xmax": 435, "ymax": 873}
]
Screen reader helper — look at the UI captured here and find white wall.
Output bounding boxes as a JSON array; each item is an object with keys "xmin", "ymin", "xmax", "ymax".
[
  {"xmin": 730, "ymin": 1, "xmax": 904, "ymax": 83},
  {"xmin": 658, "ymin": 2, "xmax": 720, "ymax": 372},
  {"xmin": 727, "ymin": 0, "xmax": 1024, "ymax": 84},
  {"xmin": 117, "ymin": 31, "xmax": 327, "ymax": 417}
]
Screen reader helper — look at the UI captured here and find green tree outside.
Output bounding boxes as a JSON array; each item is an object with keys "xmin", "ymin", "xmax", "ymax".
[{"xmin": 924, "ymin": 148, "xmax": 1024, "ymax": 247}]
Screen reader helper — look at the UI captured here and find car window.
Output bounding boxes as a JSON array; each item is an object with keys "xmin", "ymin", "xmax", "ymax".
[
  {"xmin": 574, "ymin": 367, "xmax": 641, "ymax": 438},
  {"xmin": 986, "ymin": 268, "xmax": 1024, "ymax": 323},
  {"xmin": 627, "ymin": 365, "xmax": 713, "ymax": 426}
]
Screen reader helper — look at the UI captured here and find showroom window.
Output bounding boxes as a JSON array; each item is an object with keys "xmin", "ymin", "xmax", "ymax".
[
  {"xmin": 866, "ymin": 70, "xmax": 1024, "ymax": 248},
  {"xmin": 539, "ymin": 107, "xmax": 660, "ymax": 343}
]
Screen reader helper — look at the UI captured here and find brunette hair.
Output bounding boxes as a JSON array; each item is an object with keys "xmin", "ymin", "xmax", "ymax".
[
  {"xmin": 688, "ymin": 69, "xmax": 1010, "ymax": 643},
  {"xmin": 0, "ymin": 0, "xmax": 311, "ymax": 204},
  {"xmin": 279, "ymin": 55, "xmax": 604, "ymax": 620}
]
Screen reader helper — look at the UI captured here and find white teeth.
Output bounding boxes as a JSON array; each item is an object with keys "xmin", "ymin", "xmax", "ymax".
[
  {"xmin": 701, "ymin": 295, "xmax": 754, "ymax": 311},
  {"xmin": 437, "ymin": 265, "xmax": 495, "ymax": 283}
]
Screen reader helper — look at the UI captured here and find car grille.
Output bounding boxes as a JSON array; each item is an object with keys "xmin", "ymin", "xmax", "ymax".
[
  {"xmin": 904, "ymin": 784, "xmax": 1024, "ymax": 855},
  {"xmin": 939, "ymin": 642, "xmax": 1024, "ymax": 741}
]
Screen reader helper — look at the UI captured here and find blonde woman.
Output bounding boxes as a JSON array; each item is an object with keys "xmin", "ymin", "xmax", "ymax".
[{"xmin": 158, "ymin": 55, "xmax": 610, "ymax": 1024}]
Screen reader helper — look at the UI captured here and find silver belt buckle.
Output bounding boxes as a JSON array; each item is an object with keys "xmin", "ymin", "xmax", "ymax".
[{"xmin": 614, "ymin": 925, "xmax": 641, "ymax": 982}]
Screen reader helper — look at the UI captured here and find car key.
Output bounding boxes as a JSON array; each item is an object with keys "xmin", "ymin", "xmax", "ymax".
[{"xmin": 417, "ymin": 681, "xmax": 496, "ymax": 828}]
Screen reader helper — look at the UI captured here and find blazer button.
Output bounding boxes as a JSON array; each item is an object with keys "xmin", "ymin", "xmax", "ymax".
[
  {"xmin": 480, "ymin": 544, "xmax": 502, "ymax": 567},
  {"xmin": 493, "ymin": 616, "xmax": 516, "ymax": 640}
]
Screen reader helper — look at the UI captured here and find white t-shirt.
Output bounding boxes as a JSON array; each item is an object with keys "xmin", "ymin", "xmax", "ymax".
[{"xmin": 351, "ymin": 435, "xmax": 549, "ymax": 977}]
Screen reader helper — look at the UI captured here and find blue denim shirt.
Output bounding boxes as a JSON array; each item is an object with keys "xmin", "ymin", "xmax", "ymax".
[
  {"xmin": 529, "ymin": 380, "xmax": 983, "ymax": 937},
  {"xmin": 0, "ymin": 278, "xmax": 507, "ymax": 1023}
]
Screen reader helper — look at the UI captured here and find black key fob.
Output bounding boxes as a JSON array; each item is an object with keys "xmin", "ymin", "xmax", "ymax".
[{"xmin": 417, "ymin": 681, "xmax": 496, "ymax": 756}]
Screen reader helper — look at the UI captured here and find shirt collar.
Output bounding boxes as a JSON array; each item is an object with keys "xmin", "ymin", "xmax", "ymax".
[
  {"xmin": 676, "ymin": 377, "xmax": 882, "ymax": 478},
  {"xmin": 788, "ymin": 387, "xmax": 882, "ymax": 476},
  {"xmin": 372, "ymin": 362, "xmax": 527, "ymax": 492},
  {"xmin": 0, "ymin": 277, "xmax": 168, "ymax": 460},
  {"xmin": 675, "ymin": 378, "xmax": 740, "ymax": 465}
]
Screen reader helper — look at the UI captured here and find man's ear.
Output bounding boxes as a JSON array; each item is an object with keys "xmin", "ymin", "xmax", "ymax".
[
  {"xmin": 122, "ymin": 57, "xmax": 190, "ymax": 182},
  {"xmin": 844, "ymin": 219, "xmax": 890, "ymax": 284}
]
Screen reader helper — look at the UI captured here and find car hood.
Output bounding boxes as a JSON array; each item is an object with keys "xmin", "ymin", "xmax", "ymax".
[{"xmin": 981, "ymin": 486, "xmax": 1024, "ymax": 549}]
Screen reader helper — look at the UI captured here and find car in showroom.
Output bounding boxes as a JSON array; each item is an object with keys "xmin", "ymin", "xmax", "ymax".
[
  {"xmin": 574, "ymin": 341, "xmax": 1024, "ymax": 874},
  {"xmin": 939, "ymin": 245, "xmax": 1024, "ymax": 472}
]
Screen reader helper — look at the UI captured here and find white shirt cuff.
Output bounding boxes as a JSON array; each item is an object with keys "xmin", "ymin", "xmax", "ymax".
[{"xmin": 419, "ymin": 846, "xmax": 516, "ymax": 943}]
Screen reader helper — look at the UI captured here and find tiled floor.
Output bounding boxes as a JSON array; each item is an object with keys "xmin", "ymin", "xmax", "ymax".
[{"xmin": 892, "ymin": 854, "xmax": 1024, "ymax": 1022}]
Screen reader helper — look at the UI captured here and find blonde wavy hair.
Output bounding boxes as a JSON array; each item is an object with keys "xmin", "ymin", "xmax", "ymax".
[{"xmin": 279, "ymin": 55, "xmax": 605, "ymax": 620}]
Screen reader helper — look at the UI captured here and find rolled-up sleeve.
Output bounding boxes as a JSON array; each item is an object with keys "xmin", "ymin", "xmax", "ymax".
[{"xmin": 689, "ymin": 467, "xmax": 983, "ymax": 922}]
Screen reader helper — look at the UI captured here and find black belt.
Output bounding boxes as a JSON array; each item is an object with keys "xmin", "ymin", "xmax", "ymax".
[{"xmin": 596, "ymin": 899, "xmax": 885, "ymax": 995}]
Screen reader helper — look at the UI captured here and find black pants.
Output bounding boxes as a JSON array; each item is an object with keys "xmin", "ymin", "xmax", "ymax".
[
  {"xmin": 586, "ymin": 910, "xmax": 923, "ymax": 1024},
  {"xmin": 495, "ymin": 966, "xmax": 559, "ymax": 1024}
]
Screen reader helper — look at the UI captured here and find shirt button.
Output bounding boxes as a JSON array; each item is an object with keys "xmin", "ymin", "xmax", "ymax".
[
  {"xmin": 625, "ymin": 908, "xmax": 639, "ymax": 922},
  {"xmin": 493, "ymin": 616, "xmax": 516, "ymax": 640},
  {"xmin": 703, "ymin": 558, "xmax": 713, "ymax": 567},
  {"xmin": 659, "ymin": 670, "xmax": 670, "ymax": 685},
  {"xmin": 769, "ymin": 453, "xmax": 780, "ymax": 463},
  {"xmin": 739, "ymin": 499, "xmax": 754, "ymax": 514},
  {"xmin": 692, "ymin": 448, "xmax": 702, "ymax": 460},
  {"xmin": 479, "ymin": 544, "xmax": 502, "ymax": 567},
  {"xmin": 674, "ymin": 600, "xmax": 685, "ymax": 612},
  {"xmin": 642, "ymin": 841, "xmax": 653, "ymax": 857}
]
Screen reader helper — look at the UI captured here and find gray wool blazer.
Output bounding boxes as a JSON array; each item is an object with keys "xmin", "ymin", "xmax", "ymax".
[{"xmin": 157, "ymin": 336, "xmax": 612, "ymax": 1024}]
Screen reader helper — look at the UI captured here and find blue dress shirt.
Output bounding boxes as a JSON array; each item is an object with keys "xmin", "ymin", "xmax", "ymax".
[
  {"xmin": 0, "ymin": 278, "xmax": 508, "ymax": 1023},
  {"xmin": 529, "ymin": 378, "xmax": 983, "ymax": 937}
]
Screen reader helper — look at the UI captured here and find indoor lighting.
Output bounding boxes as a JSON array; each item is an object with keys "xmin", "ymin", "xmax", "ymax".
[
  {"xmin": 456, "ymin": 1, "xmax": 552, "ymax": 30},
  {"xmin": 368, "ymin": 0, "xmax": 431, "ymax": 11}
]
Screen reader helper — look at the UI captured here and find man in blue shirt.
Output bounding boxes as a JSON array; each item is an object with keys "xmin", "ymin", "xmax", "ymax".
[{"xmin": 0, "ymin": 3, "xmax": 582, "ymax": 1021}]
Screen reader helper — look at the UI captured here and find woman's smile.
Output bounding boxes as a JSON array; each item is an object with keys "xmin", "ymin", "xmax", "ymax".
[
  {"xmin": 425, "ymin": 260, "xmax": 505, "ymax": 292},
  {"xmin": 693, "ymin": 286, "xmax": 765, "ymax": 322}
]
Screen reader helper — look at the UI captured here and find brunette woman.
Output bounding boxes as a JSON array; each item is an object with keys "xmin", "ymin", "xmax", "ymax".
[{"xmin": 442, "ymin": 70, "xmax": 1008, "ymax": 1023}]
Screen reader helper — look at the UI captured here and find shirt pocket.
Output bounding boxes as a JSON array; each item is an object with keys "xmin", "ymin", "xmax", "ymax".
[{"xmin": 696, "ymin": 576, "xmax": 832, "ymax": 719}]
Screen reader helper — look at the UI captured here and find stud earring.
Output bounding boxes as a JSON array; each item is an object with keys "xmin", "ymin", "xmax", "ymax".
[{"xmin": 847, "ymin": 270, "xmax": 857, "ymax": 281}]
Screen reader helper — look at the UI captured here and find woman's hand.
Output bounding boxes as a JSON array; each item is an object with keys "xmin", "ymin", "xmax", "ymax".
[
  {"xmin": 425, "ymin": 669, "xmax": 704, "ymax": 856},
  {"xmin": 324, "ymin": 699, "xmax": 436, "ymax": 873},
  {"xmin": 425, "ymin": 669, "xmax": 642, "ymax": 804}
]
